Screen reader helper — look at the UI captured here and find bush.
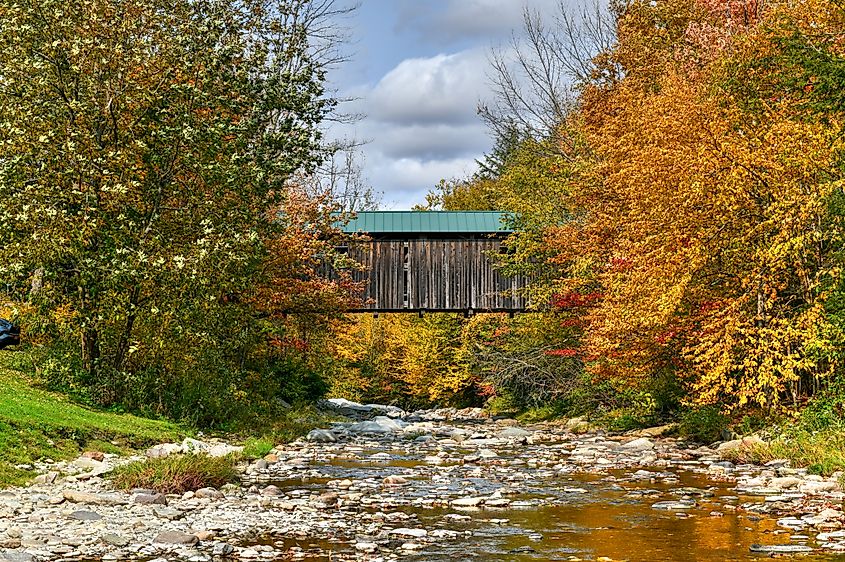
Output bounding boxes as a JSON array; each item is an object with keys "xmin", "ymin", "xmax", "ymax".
[
  {"xmin": 110, "ymin": 454, "xmax": 239, "ymax": 494},
  {"xmin": 269, "ymin": 357, "xmax": 329, "ymax": 405},
  {"xmin": 261, "ymin": 405, "xmax": 340, "ymax": 443},
  {"xmin": 797, "ymin": 379, "xmax": 845, "ymax": 432},
  {"xmin": 678, "ymin": 405, "xmax": 729, "ymax": 444}
]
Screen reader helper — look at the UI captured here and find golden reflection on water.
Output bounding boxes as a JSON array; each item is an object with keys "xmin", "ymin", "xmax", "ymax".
[
  {"xmin": 406, "ymin": 470, "xmax": 844, "ymax": 562},
  {"xmin": 268, "ymin": 454, "xmax": 845, "ymax": 561}
]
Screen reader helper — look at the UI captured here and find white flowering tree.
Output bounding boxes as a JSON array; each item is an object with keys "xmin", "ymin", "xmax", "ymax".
[{"xmin": 0, "ymin": 0, "xmax": 339, "ymax": 394}]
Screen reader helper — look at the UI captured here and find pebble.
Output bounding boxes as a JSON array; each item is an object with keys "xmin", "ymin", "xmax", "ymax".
[{"xmin": 3, "ymin": 401, "xmax": 844, "ymax": 561}]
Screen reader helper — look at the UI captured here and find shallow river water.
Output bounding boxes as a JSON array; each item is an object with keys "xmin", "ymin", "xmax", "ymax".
[
  {"xmin": 253, "ymin": 434, "xmax": 845, "ymax": 562},
  {"xmin": 10, "ymin": 407, "xmax": 845, "ymax": 562}
]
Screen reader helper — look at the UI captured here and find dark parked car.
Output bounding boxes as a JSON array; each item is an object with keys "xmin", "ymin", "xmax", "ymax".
[{"xmin": 0, "ymin": 319, "xmax": 20, "ymax": 350}]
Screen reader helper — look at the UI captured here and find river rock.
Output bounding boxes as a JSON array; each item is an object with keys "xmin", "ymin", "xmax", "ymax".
[
  {"xmin": 750, "ymin": 544, "xmax": 813, "ymax": 553},
  {"xmin": 0, "ymin": 551, "xmax": 34, "ymax": 562},
  {"xmin": 194, "ymin": 488, "xmax": 223, "ymax": 500},
  {"xmin": 306, "ymin": 429, "xmax": 337, "ymax": 443},
  {"xmin": 622, "ymin": 437, "xmax": 655, "ymax": 451},
  {"xmin": 800, "ymin": 480, "xmax": 839, "ymax": 494},
  {"xmin": 383, "ymin": 475, "xmax": 408, "ymax": 485},
  {"xmin": 636, "ymin": 424, "xmax": 678, "ymax": 438},
  {"xmin": 154, "ymin": 531, "xmax": 199, "ymax": 545},
  {"xmin": 817, "ymin": 531, "xmax": 845, "ymax": 541},
  {"xmin": 717, "ymin": 436, "xmax": 765, "ymax": 452},
  {"xmin": 389, "ymin": 528, "xmax": 427, "ymax": 538},
  {"xmin": 32, "ymin": 472, "xmax": 58, "ymax": 485},
  {"xmin": 146, "ymin": 443, "xmax": 183, "ymax": 459},
  {"xmin": 348, "ymin": 416, "xmax": 407, "ymax": 434},
  {"xmin": 69, "ymin": 510, "xmax": 102, "ymax": 521},
  {"xmin": 63, "ymin": 490, "xmax": 127, "ymax": 506},
  {"xmin": 770, "ymin": 476, "xmax": 802, "ymax": 490},
  {"xmin": 211, "ymin": 543, "xmax": 235, "ymax": 556},
  {"xmin": 564, "ymin": 417, "xmax": 593, "ymax": 432},
  {"xmin": 651, "ymin": 500, "xmax": 695, "ymax": 510},
  {"xmin": 133, "ymin": 493, "xmax": 167, "ymax": 505},
  {"xmin": 452, "ymin": 497, "xmax": 484, "ymax": 507},
  {"xmin": 181, "ymin": 438, "xmax": 242, "ymax": 457},
  {"xmin": 321, "ymin": 398, "xmax": 405, "ymax": 419},
  {"xmin": 498, "ymin": 427, "xmax": 532, "ymax": 439},
  {"xmin": 101, "ymin": 534, "xmax": 130, "ymax": 547}
]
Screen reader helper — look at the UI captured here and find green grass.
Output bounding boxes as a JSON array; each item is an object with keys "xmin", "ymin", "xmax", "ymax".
[
  {"xmin": 722, "ymin": 430, "xmax": 845, "ymax": 476},
  {"xmin": 242, "ymin": 437, "xmax": 274, "ymax": 459},
  {"xmin": 0, "ymin": 354, "xmax": 183, "ymax": 487},
  {"xmin": 110, "ymin": 454, "xmax": 239, "ymax": 494}
]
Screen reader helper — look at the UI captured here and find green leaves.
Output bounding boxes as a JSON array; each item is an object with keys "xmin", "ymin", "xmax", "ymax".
[{"xmin": 0, "ymin": 1, "xmax": 334, "ymax": 398}]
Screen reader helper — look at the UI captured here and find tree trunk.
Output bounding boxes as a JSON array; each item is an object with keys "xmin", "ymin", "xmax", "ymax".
[
  {"xmin": 114, "ymin": 286, "xmax": 141, "ymax": 372},
  {"xmin": 81, "ymin": 327, "xmax": 100, "ymax": 375}
]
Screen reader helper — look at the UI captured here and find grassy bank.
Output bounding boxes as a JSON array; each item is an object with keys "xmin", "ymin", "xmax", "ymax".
[
  {"xmin": 0, "ymin": 353, "xmax": 183, "ymax": 487},
  {"xmin": 721, "ymin": 430, "xmax": 845, "ymax": 477}
]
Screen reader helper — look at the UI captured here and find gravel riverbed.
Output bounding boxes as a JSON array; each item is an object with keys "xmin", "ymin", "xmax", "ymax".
[{"xmin": 2, "ymin": 402, "xmax": 845, "ymax": 561}]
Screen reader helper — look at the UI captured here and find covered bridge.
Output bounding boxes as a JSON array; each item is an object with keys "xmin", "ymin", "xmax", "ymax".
[{"xmin": 340, "ymin": 211, "xmax": 529, "ymax": 313}]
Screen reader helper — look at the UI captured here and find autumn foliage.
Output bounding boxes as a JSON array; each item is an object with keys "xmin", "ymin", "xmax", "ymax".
[
  {"xmin": 395, "ymin": 0, "xmax": 845, "ymax": 416},
  {"xmin": 542, "ymin": 0, "xmax": 845, "ymax": 411}
]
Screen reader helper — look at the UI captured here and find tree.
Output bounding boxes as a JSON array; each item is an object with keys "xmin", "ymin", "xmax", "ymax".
[
  {"xmin": 553, "ymin": 0, "xmax": 845, "ymax": 410},
  {"xmin": 0, "ymin": 0, "xmax": 339, "ymax": 382},
  {"xmin": 479, "ymin": 0, "xmax": 619, "ymax": 154},
  {"xmin": 301, "ymin": 144, "xmax": 381, "ymax": 212}
]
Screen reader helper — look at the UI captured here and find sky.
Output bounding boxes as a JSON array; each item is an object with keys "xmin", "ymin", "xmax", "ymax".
[{"xmin": 326, "ymin": 0, "xmax": 562, "ymax": 209}]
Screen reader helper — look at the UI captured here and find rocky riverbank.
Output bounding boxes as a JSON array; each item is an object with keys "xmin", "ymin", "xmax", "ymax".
[{"xmin": 2, "ymin": 402, "xmax": 845, "ymax": 561}]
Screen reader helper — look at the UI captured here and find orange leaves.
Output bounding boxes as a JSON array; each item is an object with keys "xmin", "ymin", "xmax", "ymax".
[
  {"xmin": 252, "ymin": 187, "xmax": 363, "ymax": 316},
  {"xmin": 549, "ymin": 0, "xmax": 845, "ymax": 410}
]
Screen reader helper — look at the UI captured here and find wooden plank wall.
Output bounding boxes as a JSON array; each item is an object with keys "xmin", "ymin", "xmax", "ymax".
[{"xmin": 348, "ymin": 238, "xmax": 529, "ymax": 311}]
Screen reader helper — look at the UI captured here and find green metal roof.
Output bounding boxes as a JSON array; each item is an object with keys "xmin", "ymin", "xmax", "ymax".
[{"xmin": 340, "ymin": 211, "xmax": 513, "ymax": 234}]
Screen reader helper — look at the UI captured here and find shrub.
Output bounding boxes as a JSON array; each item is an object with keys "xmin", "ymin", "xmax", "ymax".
[
  {"xmin": 678, "ymin": 405, "xmax": 729, "ymax": 444},
  {"xmin": 262, "ymin": 405, "xmax": 340, "ymax": 443},
  {"xmin": 797, "ymin": 378, "xmax": 845, "ymax": 432},
  {"xmin": 722, "ymin": 431, "xmax": 845, "ymax": 477},
  {"xmin": 269, "ymin": 357, "xmax": 329, "ymax": 405},
  {"xmin": 110, "ymin": 454, "xmax": 239, "ymax": 494}
]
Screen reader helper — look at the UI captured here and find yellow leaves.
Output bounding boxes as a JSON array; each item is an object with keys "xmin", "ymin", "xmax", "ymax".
[
  {"xmin": 556, "ymin": 0, "xmax": 845, "ymax": 411},
  {"xmin": 327, "ymin": 314, "xmax": 476, "ymax": 407}
]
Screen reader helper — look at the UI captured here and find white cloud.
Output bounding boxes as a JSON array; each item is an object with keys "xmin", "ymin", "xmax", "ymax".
[
  {"xmin": 373, "ymin": 122, "xmax": 489, "ymax": 160},
  {"xmin": 368, "ymin": 155, "xmax": 483, "ymax": 209},
  {"xmin": 368, "ymin": 50, "xmax": 489, "ymax": 126},
  {"xmin": 330, "ymin": 48, "xmax": 496, "ymax": 209}
]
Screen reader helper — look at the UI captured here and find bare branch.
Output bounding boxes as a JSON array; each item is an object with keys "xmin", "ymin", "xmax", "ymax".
[{"xmin": 479, "ymin": 0, "xmax": 618, "ymax": 147}]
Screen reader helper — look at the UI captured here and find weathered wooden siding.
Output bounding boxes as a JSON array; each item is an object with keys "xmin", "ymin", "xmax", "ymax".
[{"xmin": 347, "ymin": 238, "xmax": 529, "ymax": 312}]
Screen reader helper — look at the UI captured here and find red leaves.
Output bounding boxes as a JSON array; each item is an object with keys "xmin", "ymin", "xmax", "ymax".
[
  {"xmin": 609, "ymin": 256, "xmax": 631, "ymax": 272},
  {"xmin": 477, "ymin": 382, "xmax": 497, "ymax": 397},
  {"xmin": 550, "ymin": 291, "xmax": 603, "ymax": 310},
  {"xmin": 544, "ymin": 348, "xmax": 580, "ymax": 357},
  {"xmin": 654, "ymin": 330, "xmax": 678, "ymax": 345},
  {"xmin": 270, "ymin": 336, "xmax": 310, "ymax": 353}
]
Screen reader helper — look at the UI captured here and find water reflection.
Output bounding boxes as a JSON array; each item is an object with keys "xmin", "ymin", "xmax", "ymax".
[{"xmin": 266, "ymin": 452, "xmax": 845, "ymax": 562}]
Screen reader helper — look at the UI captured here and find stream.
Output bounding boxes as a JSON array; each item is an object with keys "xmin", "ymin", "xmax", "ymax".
[{"xmin": 5, "ymin": 403, "xmax": 845, "ymax": 561}]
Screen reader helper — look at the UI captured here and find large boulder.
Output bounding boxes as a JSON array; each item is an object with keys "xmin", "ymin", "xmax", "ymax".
[
  {"xmin": 320, "ymin": 398, "xmax": 405, "ymax": 419},
  {"xmin": 146, "ymin": 439, "xmax": 242, "ymax": 459},
  {"xmin": 621, "ymin": 437, "xmax": 655, "ymax": 452},
  {"xmin": 716, "ymin": 435, "xmax": 765, "ymax": 453},
  {"xmin": 347, "ymin": 416, "xmax": 407, "ymax": 434},
  {"xmin": 306, "ymin": 429, "xmax": 337, "ymax": 443}
]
